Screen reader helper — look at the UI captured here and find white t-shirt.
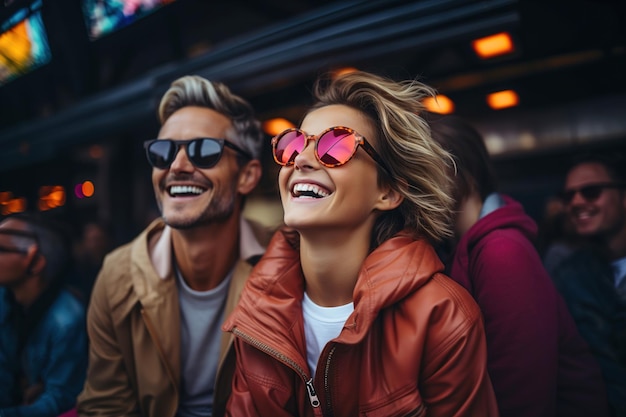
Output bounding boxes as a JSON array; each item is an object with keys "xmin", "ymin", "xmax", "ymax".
[
  {"xmin": 302, "ymin": 292, "xmax": 354, "ymax": 377},
  {"xmin": 176, "ymin": 266, "xmax": 232, "ymax": 417}
]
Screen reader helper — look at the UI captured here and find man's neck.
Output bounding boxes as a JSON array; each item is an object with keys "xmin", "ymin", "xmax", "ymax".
[
  {"xmin": 455, "ymin": 192, "xmax": 483, "ymax": 238},
  {"xmin": 171, "ymin": 214, "xmax": 240, "ymax": 291}
]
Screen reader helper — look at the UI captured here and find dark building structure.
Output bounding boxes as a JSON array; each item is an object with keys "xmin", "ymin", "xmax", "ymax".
[{"xmin": 1, "ymin": 0, "xmax": 625, "ymax": 243}]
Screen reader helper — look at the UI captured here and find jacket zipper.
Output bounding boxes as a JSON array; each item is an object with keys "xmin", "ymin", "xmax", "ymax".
[
  {"xmin": 323, "ymin": 344, "xmax": 337, "ymax": 417},
  {"xmin": 232, "ymin": 327, "xmax": 321, "ymax": 408}
]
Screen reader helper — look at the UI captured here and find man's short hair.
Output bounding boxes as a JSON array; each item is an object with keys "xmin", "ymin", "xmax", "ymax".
[
  {"xmin": 158, "ymin": 75, "xmax": 265, "ymax": 163},
  {"xmin": 565, "ymin": 153, "xmax": 626, "ymax": 184}
]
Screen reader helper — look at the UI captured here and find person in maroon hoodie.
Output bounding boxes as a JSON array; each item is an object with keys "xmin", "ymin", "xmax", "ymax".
[{"xmin": 430, "ymin": 115, "xmax": 610, "ymax": 417}]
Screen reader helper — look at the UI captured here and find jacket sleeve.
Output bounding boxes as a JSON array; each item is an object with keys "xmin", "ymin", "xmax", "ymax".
[
  {"xmin": 77, "ymin": 268, "xmax": 141, "ymax": 417},
  {"xmin": 0, "ymin": 300, "xmax": 88, "ymax": 417},
  {"xmin": 420, "ymin": 281, "xmax": 499, "ymax": 417},
  {"xmin": 469, "ymin": 232, "xmax": 608, "ymax": 417}
]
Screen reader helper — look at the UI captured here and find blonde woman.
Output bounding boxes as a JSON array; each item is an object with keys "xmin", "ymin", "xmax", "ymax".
[{"xmin": 223, "ymin": 71, "xmax": 498, "ymax": 416}]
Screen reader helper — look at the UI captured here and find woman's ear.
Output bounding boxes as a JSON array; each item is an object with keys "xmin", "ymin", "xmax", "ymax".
[
  {"xmin": 237, "ymin": 159, "xmax": 262, "ymax": 195},
  {"xmin": 375, "ymin": 184, "xmax": 404, "ymax": 212}
]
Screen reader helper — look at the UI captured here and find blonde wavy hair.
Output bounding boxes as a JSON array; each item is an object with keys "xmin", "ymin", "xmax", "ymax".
[
  {"xmin": 309, "ymin": 71, "xmax": 455, "ymax": 245},
  {"xmin": 158, "ymin": 75, "xmax": 264, "ymax": 162}
]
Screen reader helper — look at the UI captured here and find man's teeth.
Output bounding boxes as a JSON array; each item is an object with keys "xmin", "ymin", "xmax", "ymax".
[
  {"xmin": 293, "ymin": 183, "xmax": 329, "ymax": 198},
  {"xmin": 169, "ymin": 185, "xmax": 204, "ymax": 196}
]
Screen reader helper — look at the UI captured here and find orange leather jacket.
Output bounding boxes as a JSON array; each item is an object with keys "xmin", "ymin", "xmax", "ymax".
[{"xmin": 223, "ymin": 229, "xmax": 499, "ymax": 417}]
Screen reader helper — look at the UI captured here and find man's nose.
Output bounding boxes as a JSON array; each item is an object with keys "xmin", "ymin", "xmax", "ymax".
[{"xmin": 169, "ymin": 145, "xmax": 194, "ymax": 172}]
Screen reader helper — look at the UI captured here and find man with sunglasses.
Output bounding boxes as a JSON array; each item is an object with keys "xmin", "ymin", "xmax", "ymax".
[
  {"xmin": 0, "ymin": 212, "xmax": 87, "ymax": 416},
  {"xmin": 552, "ymin": 153, "xmax": 626, "ymax": 417},
  {"xmin": 77, "ymin": 75, "xmax": 270, "ymax": 417}
]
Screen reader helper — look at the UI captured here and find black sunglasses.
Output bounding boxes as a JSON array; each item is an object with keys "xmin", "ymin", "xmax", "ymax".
[
  {"xmin": 560, "ymin": 182, "xmax": 625, "ymax": 204},
  {"xmin": 0, "ymin": 246, "xmax": 28, "ymax": 254},
  {"xmin": 0, "ymin": 229, "xmax": 38, "ymax": 255},
  {"xmin": 144, "ymin": 138, "xmax": 252, "ymax": 169}
]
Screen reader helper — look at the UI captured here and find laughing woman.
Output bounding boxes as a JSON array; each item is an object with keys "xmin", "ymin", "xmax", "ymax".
[{"xmin": 223, "ymin": 71, "xmax": 498, "ymax": 417}]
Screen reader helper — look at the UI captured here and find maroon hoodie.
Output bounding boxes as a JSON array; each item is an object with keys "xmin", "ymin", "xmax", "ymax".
[{"xmin": 449, "ymin": 195, "xmax": 609, "ymax": 417}]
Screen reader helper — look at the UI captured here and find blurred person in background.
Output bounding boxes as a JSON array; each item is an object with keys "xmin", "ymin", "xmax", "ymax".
[
  {"xmin": 551, "ymin": 153, "xmax": 626, "ymax": 417},
  {"xmin": 537, "ymin": 196, "xmax": 578, "ymax": 276},
  {"xmin": 77, "ymin": 75, "xmax": 272, "ymax": 417},
  {"xmin": 68, "ymin": 220, "xmax": 113, "ymax": 304},
  {"xmin": 0, "ymin": 211, "xmax": 87, "ymax": 416},
  {"xmin": 224, "ymin": 71, "xmax": 498, "ymax": 417},
  {"xmin": 430, "ymin": 115, "xmax": 609, "ymax": 417}
]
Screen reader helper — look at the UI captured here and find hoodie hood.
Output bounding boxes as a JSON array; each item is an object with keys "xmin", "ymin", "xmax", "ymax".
[
  {"xmin": 463, "ymin": 195, "xmax": 538, "ymax": 248},
  {"xmin": 451, "ymin": 194, "xmax": 538, "ymax": 293}
]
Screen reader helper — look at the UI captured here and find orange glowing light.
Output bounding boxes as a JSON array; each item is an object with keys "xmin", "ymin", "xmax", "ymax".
[
  {"xmin": 332, "ymin": 67, "xmax": 358, "ymax": 78},
  {"xmin": 486, "ymin": 90, "xmax": 519, "ymax": 110},
  {"xmin": 38, "ymin": 185, "xmax": 66, "ymax": 210},
  {"xmin": 5, "ymin": 197, "xmax": 27, "ymax": 214},
  {"xmin": 472, "ymin": 32, "xmax": 514, "ymax": 59},
  {"xmin": 50, "ymin": 186, "xmax": 66, "ymax": 205},
  {"xmin": 263, "ymin": 118, "xmax": 295, "ymax": 137},
  {"xmin": 82, "ymin": 181, "xmax": 95, "ymax": 198},
  {"xmin": 423, "ymin": 95, "xmax": 455, "ymax": 114}
]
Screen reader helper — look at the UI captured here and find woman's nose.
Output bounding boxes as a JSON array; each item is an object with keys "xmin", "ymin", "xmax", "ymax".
[{"xmin": 293, "ymin": 136, "xmax": 318, "ymax": 170}]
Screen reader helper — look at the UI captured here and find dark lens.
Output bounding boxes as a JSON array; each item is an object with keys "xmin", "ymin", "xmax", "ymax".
[
  {"xmin": 147, "ymin": 140, "xmax": 175, "ymax": 169},
  {"xmin": 580, "ymin": 185, "xmax": 603, "ymax": 201},
  {"xmin": 275, "ymin": 130, "xmax": 305, "ymax": 165},
  {"xmin": 0, "ymin": 246, "xmax": 25, "ymax": 254},
  {"xmin": 317, "ymin": 128, "xmax": 357, "ymax": 166},
  {"xmin": 188, "ymin": 139, "xmax": 222, "ymax": 168}
]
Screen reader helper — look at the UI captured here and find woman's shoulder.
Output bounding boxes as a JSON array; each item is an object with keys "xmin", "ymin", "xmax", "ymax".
[{"xmin": 401, "ymin": 272, "xmax": 483, "ymax": 330}]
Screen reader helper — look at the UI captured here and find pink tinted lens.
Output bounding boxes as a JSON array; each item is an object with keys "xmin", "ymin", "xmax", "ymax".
[
  {"xmin": 275, "ymin": 130, "xmax": 305, "ymax": 165},
  {"xmin": 317, "ymin": 128, "xmax": 357, "ymax": 166}
]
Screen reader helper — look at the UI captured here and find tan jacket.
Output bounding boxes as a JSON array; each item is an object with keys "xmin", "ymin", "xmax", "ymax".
[
  {"xmin": 77, "ymin": 217, "xmax": 270, "ymax": 417},
  {"xmin": 224, "ymin": 229, "xmax": 499, "ymax": 417}
]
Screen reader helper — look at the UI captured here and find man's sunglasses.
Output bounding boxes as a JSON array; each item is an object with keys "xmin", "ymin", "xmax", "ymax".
[
  {"xmin": 271, "ymin": 126, "xmax": 392, "ymax": 175},
  {"xmin": 144, "ymin": 138, "xmax": 252, "ymax": 169},
  {"xmin": 0, "ymin": 246, "xmax": 28, "ymax": 254},
  {"xmin": 560, "ymin": 182, "xmax": 625, "ymax": 204},
  {"xmin": 0, "ymin": 229, "xmax": 38, "ymax": 255}
]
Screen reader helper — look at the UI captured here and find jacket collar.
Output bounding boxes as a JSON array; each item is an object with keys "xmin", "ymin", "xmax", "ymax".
[
  {"xmin": 225, "ymin": 229, "xmax": 444, "ymax": 354},
  {"xmin": 148, "ymin": 216, "xmax": 266, "ymax": 281},
  {"xmin": 128, "ymin": 217, "xmax": 269, "ymax": 389}
]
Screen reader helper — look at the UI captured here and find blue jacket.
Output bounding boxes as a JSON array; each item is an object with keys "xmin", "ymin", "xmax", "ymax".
[{"xmin": 0, "ymin": 286, "xmax": 87, "ymax": 417}]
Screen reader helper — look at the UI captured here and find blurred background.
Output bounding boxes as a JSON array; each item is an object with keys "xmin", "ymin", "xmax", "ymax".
[{"xmin": 1, "ymin": 0, "xmax": 625, "ymax": 246}]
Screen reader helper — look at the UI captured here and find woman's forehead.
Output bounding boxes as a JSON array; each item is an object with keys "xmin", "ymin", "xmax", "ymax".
[{"xmin": 302, "ymin": 105, "xmax": 374, "ymax": 138}]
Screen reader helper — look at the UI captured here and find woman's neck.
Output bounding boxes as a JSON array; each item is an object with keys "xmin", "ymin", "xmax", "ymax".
[{"xmin": 299, "ymin": 226, "xmax": 372, "ymax": 307}]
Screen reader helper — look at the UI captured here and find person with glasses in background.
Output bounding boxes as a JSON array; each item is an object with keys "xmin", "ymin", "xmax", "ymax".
[
  {"xmin": 430, "ymin": 116, "xmax": 609, "ymax": 417},
  {"xmin": 77, "ymin": 75, "xmax": 272, "ymax": 417},
  {"xmin": 223, "ymin": 71, "xmax": 498, "ymax": 417},
  {"xmin": 0, "ymin": 212, "xmax": 87, "ymax": 417},
  {"xmin": 551, "ymin": 153, "xmax": 626, "ymax": 417}
]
